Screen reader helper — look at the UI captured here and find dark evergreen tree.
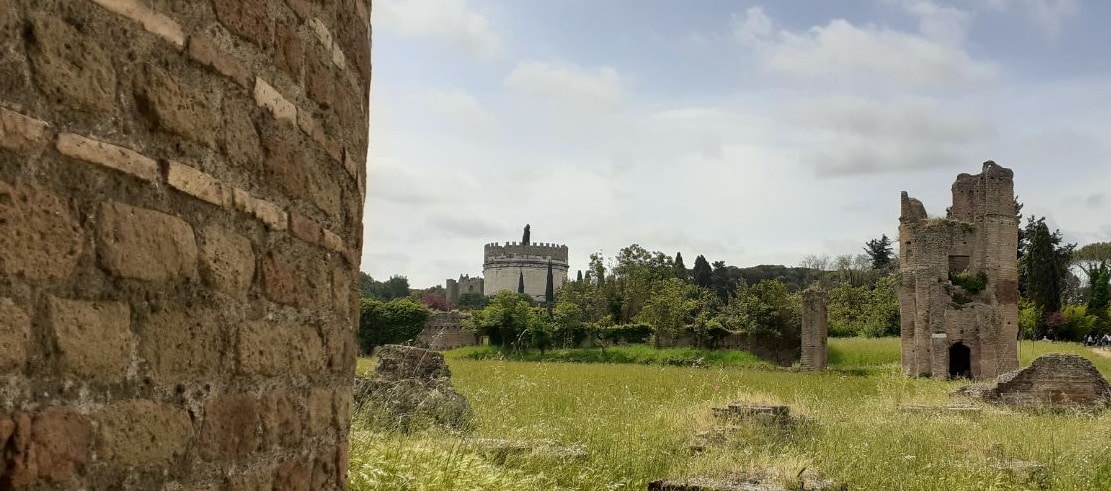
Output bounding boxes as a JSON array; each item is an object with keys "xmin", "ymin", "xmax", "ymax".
[
  {"xmin": 518, "ymin": 270, "xmax": 525, "ymax": 294},
  {"xmin": 692, "ymin": 255, "xmax": 712, "ymax": 288},
  {"xmin": 545, "ymin": 260, "xmax": 555, "ymax": 308},
  {"xmin": 1019, "ymin": 216, "xmax": 1075, "ymax": 319},
  {"xmin": 674, "ymin": 252, "xmax": 688, "ymax": 281},
  {"xmin": 576, "ymin": 270, "xmax": 584, "ymax": 283},
  {"xmin": 1088, "ymin": 263, "xmax": 1110, "ymax": 323},
  {"xmin": 863, "ymin": 234, "xmax": 895, "ymax": 270},
  {"xmin": 522, "ymin": 224, "xmax": 531, "ymax": 245}
]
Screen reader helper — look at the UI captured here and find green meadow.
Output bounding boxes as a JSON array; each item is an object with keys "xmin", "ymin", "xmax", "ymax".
[{"xmin": 349, "ymin": 339, "xmax": 1111, "ymax": 490}]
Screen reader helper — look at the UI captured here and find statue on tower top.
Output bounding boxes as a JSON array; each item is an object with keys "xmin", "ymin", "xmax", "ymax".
[{"xmin": 522, "ymin": 224, "xmax": 531, "ymax": 245}]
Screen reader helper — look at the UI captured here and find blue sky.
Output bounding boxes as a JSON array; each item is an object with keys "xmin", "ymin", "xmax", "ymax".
[{"xmin": 365, "ymin": 0, "xmax": 1111, "ymax": 288}]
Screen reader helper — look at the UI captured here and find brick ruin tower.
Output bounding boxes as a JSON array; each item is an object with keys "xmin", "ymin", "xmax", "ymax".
[
  {"xmin": 0, "ymin": 0, "xmax": 369, "ymax": 487},
  {"xmin": 898, "ymin": 161, "xmax": 1020, "ymax": 379}
]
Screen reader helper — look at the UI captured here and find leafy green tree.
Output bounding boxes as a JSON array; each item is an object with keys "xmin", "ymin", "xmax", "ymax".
[
  {"xmin": 464, "ymin": 291, "xmax": 543, "ymax": 350},
  {"xmin": 692, "ymin": 255, "xmax": 712, "ymax": 288},
  {"xmin": 718, "ymin": 280, "xmax": 800, "ymax": 340},
  {"xmin": 1074, "ymin": 242, "xmax": 1111, "ymax": 327},
  {"xmin": 457, "ymin": 292, "xmax": 489, "ymax": 310},
  {"xmin": 864, "ymin": 234, "xmax": 895, "ymax": 270},
  {"xmin": 634, "ymin": 278, "xmax": 695, "ymax": 347},
  {"xmin": 357, "ymin": 298, "xmax": 431, "ymax": 353},
  {"xmin": 1019, "ymin": 216, "xmax": 1075, "ymax": 321},
  {"xmin": 826, "ymin": 274, "xmax": 899, "ymax": 337},
  {"xmin": 358, "ymin": 273, "xmax": 412, "ymax": 300}
]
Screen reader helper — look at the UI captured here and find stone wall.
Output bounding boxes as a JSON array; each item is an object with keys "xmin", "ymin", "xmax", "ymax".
[
  {"xmin": 898, "ymin": 162, "xmax": 1019, "ymax": 379},
  {"xmin": 800, "ymin": 289, "xmax": 828, "ymax": 371},
  {"xmin": 0, "ymin": 0, "xmax": 369, "ymax": 487},
  {"xmin": 417, "ymin": 311, "xmax": 479, "ymax": 350}
]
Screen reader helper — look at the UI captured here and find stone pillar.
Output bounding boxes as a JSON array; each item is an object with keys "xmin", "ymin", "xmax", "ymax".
[
  {"xmin": 800, "ymin": 289, "xmax": 828, "ymax": 371},
  {"xmin": 0, "ymin": 0, "xmax": 369, "ymax": 488}
]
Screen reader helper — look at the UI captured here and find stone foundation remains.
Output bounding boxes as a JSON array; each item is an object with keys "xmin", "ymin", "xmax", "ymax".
[
  {"xmin": 955, "ymin": 354, "xmax": 1111, "ymax": 410},
  {"xmin": 899, "ymin": 162, "xmax": 1020, "ymax": 379},
  {"xmin": 0, "ymin": 0, "xmax": 369, "ymax": 487}
]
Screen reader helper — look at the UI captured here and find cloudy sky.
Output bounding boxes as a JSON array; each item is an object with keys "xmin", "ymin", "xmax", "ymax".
[{"xmin": 364, "ymin": 0, "xmax": 1111, "ymax": 288}]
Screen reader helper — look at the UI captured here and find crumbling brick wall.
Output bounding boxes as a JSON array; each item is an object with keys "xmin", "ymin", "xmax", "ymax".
[
  {"xmin": 0, "ymin": 0, "xmax": 369, "ymax": 488},
  {"xmin": 898, "ymin": 162, "xmax": 1019, "ymax": 379},
  {"xmin": 800, "ymin": 289, "xmax": 828, "ymax": 371}
]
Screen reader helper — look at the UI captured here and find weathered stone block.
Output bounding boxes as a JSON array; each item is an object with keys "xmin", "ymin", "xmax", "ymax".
[
  {"xmin": 307, "ymin": 388, "xmax": 332, "ymax": 437},
  {"xmin": 26, "ymin": 13, "xmax": 117, "ymax": 112},
  {"xmin": 0, "ymin": 181, "xmax": 83, "ymax": 283},
  {"xmin": 223, "ymin": 98, "xmax": 264, "ymax": 169},
  {"xmin": 274, "ymin": 458, "xmax": 310, "ymax": 491},
  {"xmin": 259, "ymin": 391, "xmax": 303, "ymax": 449},
  {"xmin": 47, "ymin": 297, "xmax": 133, "ymax": 382},
  {"xmin": 254, "ymin": 77, "xmax": 297, "ymax": 124},
  {"xmin": 262, "ymin": 127, "xmax": 341, "ymax": 218},
  {"xmin": 94, "ymin": 400, "xmax": 192, "ymax": 466},
  {"xmin": 236, "ymin": 321, "xmax": 325, "ymax": 376},
  {"xmin": 0, "ymin": 299, "xmax": 30, "ymax": 373},
  {"xmin": 290, "ymin": 212, "xmax": 324, "ymax": 245},
  {"xmin": 6, "ymin": 408, "xmax": 93, "ymax": 486},
  {"xmin": 276, "ymin": 23, "xmax": 306, "ymax": 80},
  {"xmin": 0, "ymin": 107, "xmax": 49, "ymax": 152},
  {"xmin": 136, "ymin": 65, "xmax": 220, "ymax": 145},
  {"xmin": 227, "ymin": 468, "xmax": 274, "ymax": 490},
  {"xmin": 956, "ymin": 354, "xmax": 1111, "ymax": 410},
  {"xmin": 304, "ymin": 44, "xmax": 335, "ymax": 108},
  {"xmin": 188, "ymin": 33, "xmax": 251, "ymax": 88},
  {"xmin": 140, "ymin": 308, "xmax": 224, "ymax": 383},
  {"xmin": 97, "ymin": 201, "xmax": 198, "ymax": 282},
  {"xmin": 201, "ymin": 394, "xmax": 258, "ymax": 461},
  {"xmin": 232, "ymin": 188, "xmax": 288, "ymax": 231},
  {"xmin": 167, "ymin": 161, "xmax": 229, "ymax": 206},
  {"xmin": 56, "ymin": 133, "xmax": 160, "ymax": 182},
  {"xmin": 200, "ymin": 226, "xmax": 256, "ymax": 298},
  {"xmin": 89, "ymin": 0, "xmax": 185, "ymax": 48},
  {"xmin": 212, "ymin": 0, "xmax": 273, "ymax": 46},
  {"xmin": 311, "ymin": 445, "xmax": 337, "ymax": 489},
  {"xmin": 260, "ymin": 249, "xmax": 328, "ymax": 307}
]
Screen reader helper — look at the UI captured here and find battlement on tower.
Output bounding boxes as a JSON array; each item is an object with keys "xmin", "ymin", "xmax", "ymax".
[{"xmin": 484, "ymin": 242, "xmax": 570, "ymax": 263}]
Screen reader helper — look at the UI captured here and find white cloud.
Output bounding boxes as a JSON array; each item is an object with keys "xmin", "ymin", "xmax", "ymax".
[
  {"xmin": 972, "ymin": 0, "xmax": 1079, "ymax": 36},
  {"xmin": 734, "ymin": 7, "xmax": 997, "ymax": 92},
  {"xmin": 375, "ymin": 0, "xmax": 504, "ymax": 60},
  {"xmin": 893, "ymin": 0, "xmax": 974, "ymax": 45},
  {"xmin": 504, "ymin": 61, "xmax": 625, "ymax": 111},
  {"xmin": 410, "ymin": 88, "xmax": 495, "ymax": 130}
]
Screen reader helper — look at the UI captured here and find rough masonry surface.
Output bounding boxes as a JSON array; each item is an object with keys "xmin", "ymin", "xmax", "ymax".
[
  {"xmin": 899, "ymin": 162, "xmax": 1020, "ymax": 379},
  {"xmin": 0, "ymin": 0, "xmax": 370, "ymax": 488}
]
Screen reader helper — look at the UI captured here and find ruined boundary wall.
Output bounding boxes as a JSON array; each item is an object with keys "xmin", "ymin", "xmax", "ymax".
[
  {"xmin": 899, "ymin": 162, "xmax": 1019, "ymax": 379},
  {"xmin": 0, "ymin": 0, "xmax": 369, "ymax": 488},
  {"xmin": 800, "ymin": 289, "xmax": 828, "ymax": 371}
]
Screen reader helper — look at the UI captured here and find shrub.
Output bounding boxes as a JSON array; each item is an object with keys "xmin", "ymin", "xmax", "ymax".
[
  {"xmin": 949, "ymin": 269, "xmax": 987, "ymax": 294},
  {"xmin": 358, "ymin": 298, "xmax": 431, "ymax": 354}
]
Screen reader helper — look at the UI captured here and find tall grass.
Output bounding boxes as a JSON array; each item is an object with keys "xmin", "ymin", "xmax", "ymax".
[
  {"xmin": 451, "ymin": 344, "xmax": 767, "ymax": 368},
  {"xmin": 349, "ymin": 338, "xmax": 1111, "ymax": 490}
]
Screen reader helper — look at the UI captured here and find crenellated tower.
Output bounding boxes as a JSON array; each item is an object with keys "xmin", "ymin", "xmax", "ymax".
[{"xmin": 483, "ymin": 226, "xmax": 569, "ymax": 301}]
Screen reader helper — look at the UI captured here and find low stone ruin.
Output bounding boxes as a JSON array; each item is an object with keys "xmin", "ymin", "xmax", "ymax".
[
  {"xmin": 711, "ymin": 403, "xmax": 791, "ymax": 423},
  {"xmin": 648, "ymin": 471, "xmax": 840, "ymax": 491},
  {"xmin": 954, "ymin": 354, "xmax": 1111, "ymax": 410},
  {"xmin": 354, "ymin": 345, "xmax": 473, "ymax": 431}
]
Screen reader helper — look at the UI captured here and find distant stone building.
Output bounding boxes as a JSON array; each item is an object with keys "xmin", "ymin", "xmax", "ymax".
[
  {"xmin": 898, "ymin": 161, "xmax": 1020, "ymax": 379},
  {"xmin": 445, "ymin": 274, "xmax": 484, "ymax": 307},
  {"xmin": 483, "ymin": 225, "xmax": 569, "ymax": 301},
  {"xmin": 417, "ymin": 311, "xmax": 479, "ymax": 350}
]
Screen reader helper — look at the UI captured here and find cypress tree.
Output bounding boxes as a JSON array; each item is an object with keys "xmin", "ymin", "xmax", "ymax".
[
  {"xmin": 577, "ymin": 270, "xmax": 584, "ymax": 283},
  {"xmin": 692, "ymin": 255, "xmax": 713, "ymax": 288},
  {"xmin": 674, "ymin": 252, "xmax": 688, "ymax": 281},
  {"xmin": 545, "ymin": 260, "xmax": 555, "ymax": 308},
  {"xmin": 518, "ymin": 270, "xmax": 525, "ymax": 294},
  {"xmin": 1020, "ymin": 217, "xmax": 1074, "ymax": 319}
]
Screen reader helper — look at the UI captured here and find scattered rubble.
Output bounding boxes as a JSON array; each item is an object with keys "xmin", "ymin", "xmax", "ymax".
[{"xmin": 954, "ymin": 354, "xmax": 1111, "ymax": 410}]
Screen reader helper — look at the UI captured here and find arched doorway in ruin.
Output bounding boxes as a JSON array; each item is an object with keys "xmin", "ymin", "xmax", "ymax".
[{"xmin": 949, "ymin": 342, "xmax": 972, "ymax": 379}]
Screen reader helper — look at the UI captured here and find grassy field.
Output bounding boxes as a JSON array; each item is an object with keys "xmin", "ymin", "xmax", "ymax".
[{"xmin": 350, "ymin": 339, "xmax": 1111, "ymax": 490}]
